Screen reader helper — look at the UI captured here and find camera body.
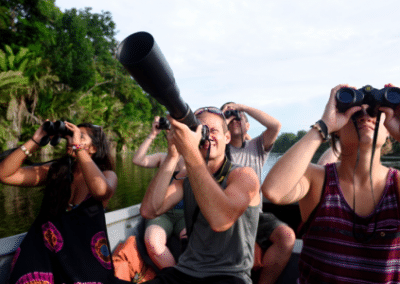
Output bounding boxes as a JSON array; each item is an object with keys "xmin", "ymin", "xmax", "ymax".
[
  {"xmin": 40, "ymin": 120, "xmax": 73, "ymax": 146},
  {"xmin": 156, "ymin": 117, "xmax": 209, "ymax": 145},
  {"xmin": 336, "ymin": 85, "xmax": 400, "ymax": 117},
  {"xmin": 200, "ymin": 125, "xmax": 210, "ymax": 147},
  {"xmin": 224, "ymin": 110, "xmax": 241, "ymax": 121},
  {"xmin": 156, "ymin": 117, "xmax": 171, "ymax": 130}
]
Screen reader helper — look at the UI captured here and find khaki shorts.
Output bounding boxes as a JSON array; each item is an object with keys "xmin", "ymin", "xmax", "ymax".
[
  {"xmin": 256, "ymin": 212, "xmax": 286, "ymax": 250},
  {"xmin": 145, "ymin": 208, "xmax": 186, "ymax": 238}
]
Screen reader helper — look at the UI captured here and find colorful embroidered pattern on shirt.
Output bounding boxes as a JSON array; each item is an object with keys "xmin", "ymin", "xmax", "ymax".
[
  {"xmin": 42, "ymin": 221, "xmax": 64, "ymax": 253},
  {"xmin": 91, "ymin": 231, "xmax": 111, "ymax": 269},
  {"xmin": 15, "ymin": 272, "xmax": 54, "ymax": 284}
]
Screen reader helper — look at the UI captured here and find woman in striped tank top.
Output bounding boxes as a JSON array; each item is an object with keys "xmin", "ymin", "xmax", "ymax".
[{"xmin": 262, "ymin": 84, "xmax": 400, "ymax": 283}]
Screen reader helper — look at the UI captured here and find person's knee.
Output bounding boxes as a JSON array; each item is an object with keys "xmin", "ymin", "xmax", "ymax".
[
  {"xmin": 271, "ymin": 225, "xmax": 296, "ymax": 251},
  {"xmin": 144, "ymin": 225, "xmax": 168, "ymax": 255},
  {"xmin": 179, "ymin": 228, "xmax": 187, "ymax": 240}
]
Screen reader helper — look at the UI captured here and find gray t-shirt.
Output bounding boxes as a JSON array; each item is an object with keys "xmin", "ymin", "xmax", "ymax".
[
  {"xmin": 227, "ymin": 134, "xmax": 271, "ymax": 183},
  {"xmin": 176, "ymin": 165, "xmax": 260, "ymax": 284}
]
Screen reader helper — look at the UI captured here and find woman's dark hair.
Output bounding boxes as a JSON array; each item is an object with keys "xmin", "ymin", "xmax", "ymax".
[
  {"xmin": 77, "ymin": 123, "xmax": 114, "ymax": 172},
  {"xmin": 40, "ymin": 123, "xmax": 114, "ymax": 219}
]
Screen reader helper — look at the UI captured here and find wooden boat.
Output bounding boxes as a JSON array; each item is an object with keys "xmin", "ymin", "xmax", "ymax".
[{"xmin": 0, "ymin": 202, "xmax": 303, "ymax": 284}]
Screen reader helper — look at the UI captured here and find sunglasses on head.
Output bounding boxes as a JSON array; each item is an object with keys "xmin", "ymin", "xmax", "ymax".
[{"xmin": 194, "ymin": 107, "xmax": 226, "ymax": 119}]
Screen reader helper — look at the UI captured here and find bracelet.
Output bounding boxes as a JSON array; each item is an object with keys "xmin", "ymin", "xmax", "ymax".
[
  {"xmin": 72, "ymin": 144, "xmax": 85, "ymax": 152},
  {"xmin": 20, "ymin": 145, "xmax": 32, "ymax": 157},
  {"xmin": 311, "ymin": 120, "xmax": 330, "ymax": 142},
  {"xmin": 31, "ymin": 138, "xmax": 40, "ymax": 146}
]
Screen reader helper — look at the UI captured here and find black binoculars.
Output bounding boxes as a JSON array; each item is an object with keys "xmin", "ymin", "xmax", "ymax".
[
  {"xmin": 336, "ymin": 85, "xmax": 400, "ymax": 117},
  {"xmin": 157, "ymin": 117, "xmax": 171, "ymax": 130},
  {"xmin": 40, "ymin": 120, "xmax": 73, "ymax": 146},
  {"xmin": 224, "ymin": 110, "xmax": 241, "ymax": 121}
]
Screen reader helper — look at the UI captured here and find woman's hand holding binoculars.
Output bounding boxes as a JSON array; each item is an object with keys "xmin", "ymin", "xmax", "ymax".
[
  {"xmin": 321, "ymin": 84, "xmax": 362, "ymax": 135},
  {"xmin": 33, "ymin": 120, "xmax": 81, "ymax": 147},
  {"xmin": 322, "ymin": 83, "xmax": 400, "ymax": 141},
  {"xmin": 32, "ymin": 121, "xmax": 50, "ymax": 146}
]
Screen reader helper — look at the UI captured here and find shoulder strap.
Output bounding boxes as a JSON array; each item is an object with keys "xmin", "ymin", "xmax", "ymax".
[{"xmin": 186, "ymin": 157, "xmax": 233, "ymax": 238}]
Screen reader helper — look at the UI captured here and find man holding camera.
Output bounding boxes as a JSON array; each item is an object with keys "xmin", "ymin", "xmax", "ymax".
[
  {"xmin": 140, "ymin": 107, "xmax": 260, "ymax": 284},
  {"xmin": 221, "ymin": 102, "xmax": 295, "ymax": 284}
]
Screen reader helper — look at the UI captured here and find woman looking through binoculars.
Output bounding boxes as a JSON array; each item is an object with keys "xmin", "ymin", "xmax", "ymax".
[
  {"xmin": 0, "ymin": 121, "xmax": 122, "ymax": 283},
  {"xmin": 132, "ymin": 116, "xmax": 187, "ymax": 270},
  {"xmin": 262, "ymin": 84, "xmax": 400, "ymax": 283}
]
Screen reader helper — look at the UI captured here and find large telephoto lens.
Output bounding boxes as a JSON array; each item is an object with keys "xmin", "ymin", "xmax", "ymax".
[{"xmin": 117, "ymin": 32, "xmax": 188, "ymax": 120}]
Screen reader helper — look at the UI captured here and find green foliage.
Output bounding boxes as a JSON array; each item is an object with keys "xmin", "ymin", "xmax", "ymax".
[
  {"xmin": 0, "ymin": 0, "xmax": 61, "ymax": 49},
  {"xmin": 0, "ymin": 3, "xmax": 168, "ymax": 153},
  {"xmin": 0, "ymin": 70, "xmax": 28, "ymax": 93},
  {"xmin": 272, "ymin": 130, "xmax": 330, "ymax": 161},
  {"xmin": 48, "ymin": 8, "xmax": 95, "ymax": 90}
]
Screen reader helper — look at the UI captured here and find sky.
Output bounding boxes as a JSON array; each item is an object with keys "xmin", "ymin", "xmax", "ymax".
[{"xmin": 56, "ymin": 0, "xmax": 400, "ymax": 138}]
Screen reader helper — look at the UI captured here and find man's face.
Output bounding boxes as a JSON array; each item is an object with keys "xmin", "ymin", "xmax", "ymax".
[
  {"xmin": 197, "ymin": 112, "xmax": 230, "ymax": 160},
  {"xmin": 228, "ymin": 112, "xmax": 248, "ymax": 137}
]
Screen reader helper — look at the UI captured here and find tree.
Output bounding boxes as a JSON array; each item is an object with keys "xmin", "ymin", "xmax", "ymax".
[
  {"xmin": 0, "ymin": 4, "xmax": 169, "ymax": 154},
  {"xmin": 272, "ymin": 129, "xmax": 330, "ymax": 161},
  {"xmin": 48, "ymin": 8, "xmax": 94, "ymax": 90},
  {"xmin": 0, "ymin": 70, "xmax": 28, "ymax": 150},
  {"xmin": 0, "ymin": 0, "xmax": 61, "ymax": 49},
  {"xmin": 272, "ymin": 132, "xmax": 297, "ymax": 153}
]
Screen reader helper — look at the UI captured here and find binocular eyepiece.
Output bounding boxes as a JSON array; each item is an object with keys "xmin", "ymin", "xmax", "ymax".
[
  {"xmin": 336, "ymin": 85, "xmax": 400, "ymax": 117},
  {"xmin": 224, "ymin": 110, "xmax": 241, "ymax": 121},
  {"xmin": 40, "ymin": 120, "xmax": 72, "ymax": 147}
]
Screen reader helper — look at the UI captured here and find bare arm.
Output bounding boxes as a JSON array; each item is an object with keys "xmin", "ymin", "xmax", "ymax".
[
  {"xmin": 186, "ymin": 159, "xmax": 259, "ymax": 232},
  {"xmin": 240, "ymin": 104, "xmax": 281, "ymax": 149},
  {"xmin": 140, "ymin": 146, "xmax": 184, "ymax": 219},
  {"xmin": 0, "ymin": 125, "xmax": 51, "ymax": 186},
  {"xmin": 75, "ymin": 150, "xmax": 117, "ymax": 204},
  {"xmin": 262, "ymin": 128, "xmax": 324, "ymax": 205},
  {"xmin": 262, "ymin": 85, "xmax": 361, "ymax": 205},
  {"xmin": 132, "ymin": 116, "xmax": 165, "ymax": 168}
]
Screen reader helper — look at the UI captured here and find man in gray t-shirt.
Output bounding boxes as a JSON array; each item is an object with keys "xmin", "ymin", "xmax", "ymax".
[
  {"xmin": 222, "ymin": 102, "xmax": 296, "ymax": 284},
  {"xmin": 141, "ymin": 107, "xmax": 260, "ymax": 284}
]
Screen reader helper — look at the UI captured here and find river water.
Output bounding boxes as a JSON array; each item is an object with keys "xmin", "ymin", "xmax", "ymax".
[{"xmin": 0, "ymin": 152, "xmax": 399, "ymax": 238}]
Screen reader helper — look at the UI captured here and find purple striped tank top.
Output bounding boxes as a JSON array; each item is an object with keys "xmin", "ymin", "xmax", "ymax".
[{"xmin": 298, "ymin": 163, "xmax": 400, "ymax": 283}]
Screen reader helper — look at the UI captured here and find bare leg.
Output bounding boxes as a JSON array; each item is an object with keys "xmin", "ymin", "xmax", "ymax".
[
  {"xmin": 257, "ymin": 224, "xmax": 296, "ymax": 284},
  {"xmin": 144, "ymin": 225, "xmax": 176, "ymax": 269},
  {"xmin": 179, "ymin": 228, "xmax": 187, "ymax": 239}
]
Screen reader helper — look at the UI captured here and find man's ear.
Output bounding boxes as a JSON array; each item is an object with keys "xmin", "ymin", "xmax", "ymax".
[
  {"xmin": 225, "ymin": 130, "xmax": 231, "ymax": 145},
  {"xmin": 245, "ymin": 122, "xmax": 250, "ymax": 132}
]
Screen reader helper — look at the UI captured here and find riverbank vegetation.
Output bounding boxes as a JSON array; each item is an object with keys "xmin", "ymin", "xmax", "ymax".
[{"xmin": 1, "ymin": 0, "xmax": 167, "ymax": 155}]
